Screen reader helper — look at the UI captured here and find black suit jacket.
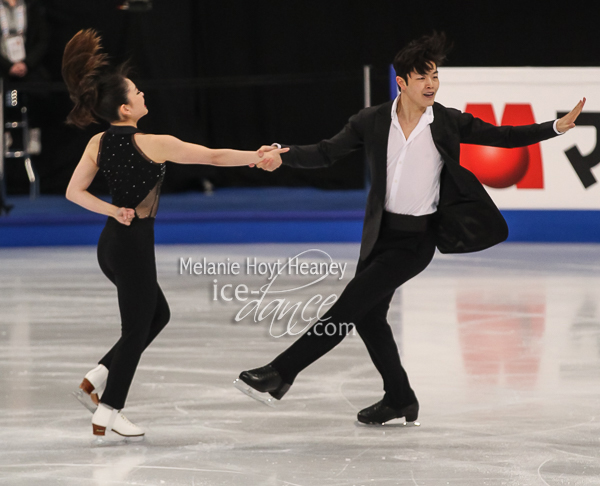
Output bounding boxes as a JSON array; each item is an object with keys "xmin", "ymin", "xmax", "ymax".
[{"xmin": 282, "ymin": 101, "xmax": 559, "ymax": 261}]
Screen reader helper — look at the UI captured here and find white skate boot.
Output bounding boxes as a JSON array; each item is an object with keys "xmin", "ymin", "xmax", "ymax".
[
  {"xmin": 91, "ymin": 403, "xmax": 145, "ymax": 445},
  {"xmin": 72, "ymin": 364, "xmax": 108, "ymax": 413}
]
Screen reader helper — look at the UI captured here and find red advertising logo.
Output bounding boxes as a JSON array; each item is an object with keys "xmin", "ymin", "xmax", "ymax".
[{"xmin": 460, "ymin": 104, "xmax": 544, "ymax": 189}]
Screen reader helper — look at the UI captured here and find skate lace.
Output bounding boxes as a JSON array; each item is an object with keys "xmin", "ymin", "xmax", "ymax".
[{"xmin": 119, "ymin": 412, "xmax": 134, "ymax": 426}]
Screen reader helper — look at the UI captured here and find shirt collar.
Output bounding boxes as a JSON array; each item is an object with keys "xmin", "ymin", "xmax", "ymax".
[{"xmin": 391, "ymin": 95, "xmax": 434, "ymax": 125}]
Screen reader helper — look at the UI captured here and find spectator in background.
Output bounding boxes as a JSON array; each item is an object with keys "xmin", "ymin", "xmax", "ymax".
[
  {"xmin": 0, "ymin": 0, "xmax": 48, "ymax": 214},
  {"xmin": 0, "ymin": 0, "xmax": 49, "ymax": 82}
]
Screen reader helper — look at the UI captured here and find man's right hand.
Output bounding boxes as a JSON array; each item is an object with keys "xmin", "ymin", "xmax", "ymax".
[{"xmin": 256, "ymin": 145, "xmax": 283, "ymax": 171}]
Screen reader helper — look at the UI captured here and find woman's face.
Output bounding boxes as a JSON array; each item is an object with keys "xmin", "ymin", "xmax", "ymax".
[{"xmin": 123, "ymin": 78, "xmax": 148, "ymax": 121}]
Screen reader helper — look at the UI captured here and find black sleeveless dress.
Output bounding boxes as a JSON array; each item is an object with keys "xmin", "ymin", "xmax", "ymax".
[
  {"xmin": 98, "ymin": 124, "xmax": 165, "ymax": 218},
  {"xmin": 94, "ymin": 125, "xmax": 171, "ymax": 411}
]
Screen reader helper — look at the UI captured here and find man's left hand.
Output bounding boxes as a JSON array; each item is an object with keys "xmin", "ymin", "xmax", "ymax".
[{"xmin": 557, "ymin": 98, "xmax": 587, "ymax": 133}]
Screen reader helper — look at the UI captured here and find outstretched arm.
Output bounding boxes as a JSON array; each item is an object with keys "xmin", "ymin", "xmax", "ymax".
[
  {"xmin": 458, "ymin": 98, "xmax": 586, "ymax": 147},
  {"xmin": 254, "ymin": 108, "xmax": 368, "ymax": 172},
  {"xmin": 66, "ymin": 135, "xmax": 135, "ymax": 225},
  {"xmin": 136, "ymin": 135, "xmax": 288, "ymax": 168}
]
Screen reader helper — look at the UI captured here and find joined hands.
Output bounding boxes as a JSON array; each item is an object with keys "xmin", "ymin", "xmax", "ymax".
[{"xmin": 251, "ymin": 145, "xmax": 288, "ymax": 171}]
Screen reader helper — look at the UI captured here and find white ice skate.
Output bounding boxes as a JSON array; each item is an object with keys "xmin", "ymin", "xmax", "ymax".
[
  {"xmin": 72, "ymin": 364, "xmax": 108, "ymax": 413},
  {"xmin": 91, "ymin": 403, "xmax": 145, "ymax": 445}
]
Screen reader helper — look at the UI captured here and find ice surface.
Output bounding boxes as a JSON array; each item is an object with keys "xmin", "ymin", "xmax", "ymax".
[{"xmin": 1, "ymin": 243, "xmax": 599, "ymax": 485}]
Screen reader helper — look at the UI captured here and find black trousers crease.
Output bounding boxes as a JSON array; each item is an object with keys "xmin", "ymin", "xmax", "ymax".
[{"xmin": 271, "ymin": 224, "xmax": 436, "ymax": 408}]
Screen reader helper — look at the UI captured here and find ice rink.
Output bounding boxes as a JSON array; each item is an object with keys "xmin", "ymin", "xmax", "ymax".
[{"xmin": 1, "ymin": 242, "xmax": 599, "ymax": 485}]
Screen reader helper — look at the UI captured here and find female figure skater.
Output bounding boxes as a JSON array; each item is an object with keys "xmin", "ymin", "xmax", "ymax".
[{"xmin": 62, "ymin": 29, "xmax": 286, "ymax": 444}]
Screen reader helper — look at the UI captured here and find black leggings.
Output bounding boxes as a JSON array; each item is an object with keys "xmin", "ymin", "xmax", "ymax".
[{"xmin": 96, "ymin": 217, "xmax": 170, "ymax": 410}]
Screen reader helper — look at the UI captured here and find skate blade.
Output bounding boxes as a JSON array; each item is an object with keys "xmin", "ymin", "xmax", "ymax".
[
  {"xmin": 355, "ymin": 420, "xmax": 421, "ymax": 428},
  {"xmin": 92, "ymin": 432, "xmax": 145, "ymax": 447},
  {"xmin": 72, "ymin": 389, "xmax": 97, "ymax": 414},
  {"xmin": 233, "ymin": 379, "xmax": 276, "ymax": 408}
]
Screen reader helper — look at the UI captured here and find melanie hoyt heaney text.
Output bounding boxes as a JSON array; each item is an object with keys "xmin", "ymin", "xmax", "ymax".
[{"xmin": 179, "ymin": 257, "xmax": 348, "ymax": 281}]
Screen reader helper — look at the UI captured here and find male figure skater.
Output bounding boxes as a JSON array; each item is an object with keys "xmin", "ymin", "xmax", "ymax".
[{"xmin": 235, "ymin": 32, "xmax": 585, "ymax": 425}]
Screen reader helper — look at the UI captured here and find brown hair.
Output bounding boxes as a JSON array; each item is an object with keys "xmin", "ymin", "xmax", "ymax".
[{"xmin": 62, "ymin": 29, "xmax": 130, "ymax": 129}]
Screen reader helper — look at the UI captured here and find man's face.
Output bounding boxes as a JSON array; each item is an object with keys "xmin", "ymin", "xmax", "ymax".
[{"xmin": 396, "ymin": 63, "xmax": 439, "ymax": 110}]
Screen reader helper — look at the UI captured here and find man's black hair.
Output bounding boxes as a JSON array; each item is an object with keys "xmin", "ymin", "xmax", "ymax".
[{"xmin": 393, "ymin": 32, "xmax": 451, "ymax": 83}]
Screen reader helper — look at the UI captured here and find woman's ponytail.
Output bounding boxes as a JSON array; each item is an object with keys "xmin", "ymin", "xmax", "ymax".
[
  {"xmin": 62, "ymin": 29, "xmax": 130, "ymax": 129},
  {"xmin": 62, "ymin": 29, "xmax": 107, "ymax": 128}
]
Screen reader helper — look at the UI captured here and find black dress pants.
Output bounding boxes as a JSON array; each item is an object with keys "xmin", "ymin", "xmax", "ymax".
[
  {"xmin": 96, "ymin": 217, "xmax": 171, "ymax": 410},
  {"xmin": 270, "ymin": 222, "xmax": 436, "ymax": 408}
]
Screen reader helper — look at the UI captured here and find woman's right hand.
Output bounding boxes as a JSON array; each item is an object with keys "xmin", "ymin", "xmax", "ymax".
[{"xmin": 114, "ymin": 207, "xmax": 135, "ymax": 225}]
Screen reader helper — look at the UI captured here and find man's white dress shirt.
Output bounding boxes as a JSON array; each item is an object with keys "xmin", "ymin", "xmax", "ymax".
[
  {"xmin": 384, "ymin": 95, "xmax": 564, "ymax": 217},
  {"xmin": 385, "ymin": 96, "xmax": 443, "ymax": 216}
]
